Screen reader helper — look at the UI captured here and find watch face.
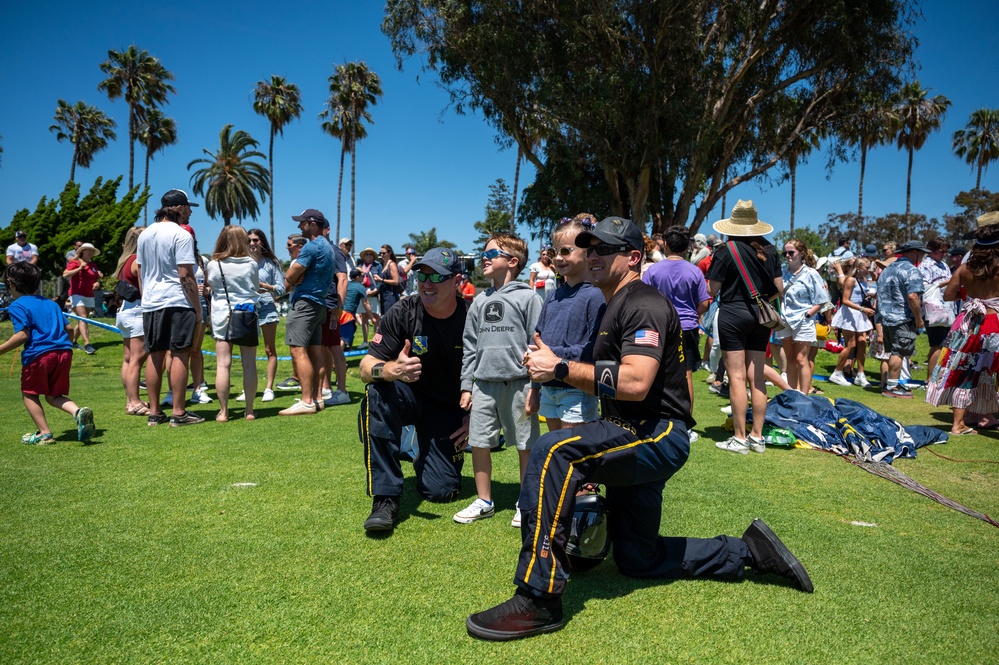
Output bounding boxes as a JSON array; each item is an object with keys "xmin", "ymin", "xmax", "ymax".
[{"xmin": 555, "ymin": 359, "xmax": 569, "ymax": 380}]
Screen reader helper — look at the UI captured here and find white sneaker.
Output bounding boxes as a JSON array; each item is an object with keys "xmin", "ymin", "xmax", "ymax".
[
  {"xmin": 321, "ymin": 387, "xmax": 333, "ymax": 401},
  {"xmin": 261, "ymin": 389, "xmax": 275, "ymax": 402},
  {"xmin": 853, "ymin": 373, "xmax": 871, "ymax": 388},
  {"xmin": 781, "ymin": 372, "xmax": 788, "ymax": 384},
  {"xmin": 190, "ymin": 390, "xmax": 213, "ymax": 404},
  {"xmin": 235, "ymin": 391, "xmax": 246, "ymax": 402},
  {"xmin": 720, "ymin": 405, "xmax": 733, "ymax": 416},
  {"xmin": 278, "ymin": 400, "xmax": 317, "ymax": 416},
  {"xmin": 747, "ymin": 434, "xmax": 766, "ymax": 454},
  {"xmin": 705, "ymin": 372, "xmax": 716, "ymax": 384},
  {"xmin": 715, "ymin": 436, "xmax": 750, "ymax": 455},
  {"xmin": 454, "ymin": 498, "xmax": 495, "ymax": 524},
  {"xmin": 511, "ymin": 501, "xmax": 522, "ymax": 528},
  {"xmin": 688, "ymin": 431, "xmax": 700, "ymax": 443},
  {"xmin": 828, "ymin": 371, "xmax": 851, "ymax": 387},
  {"xmin": 325, "ymin": 391, "xmax": 351, "ymax": 406}
]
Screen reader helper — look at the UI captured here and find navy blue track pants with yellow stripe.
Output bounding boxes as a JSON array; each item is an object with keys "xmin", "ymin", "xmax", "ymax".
[
  {"xmin": 359, "ymin": 381, "xmax": 465, "ymax": 502},
  {"xmin": 514, "ymin": 417, "xmax": 751, "ymax": 597}
]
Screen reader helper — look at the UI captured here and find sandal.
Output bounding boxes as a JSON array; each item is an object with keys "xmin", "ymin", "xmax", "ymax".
[
  {"xmin": 126, "ymin": 404, "xmax": 151, "ymax": 416},
  {"xmin": 950, "ymin": 427, "xmax": 978, "ymax": 436},
  {"xmin": 808, "ymin": 387, "xmax": 825, "ymax": 396},
  {"xmin": 22, "ymin": 431, "xmax": 55, "ymax": 445}
]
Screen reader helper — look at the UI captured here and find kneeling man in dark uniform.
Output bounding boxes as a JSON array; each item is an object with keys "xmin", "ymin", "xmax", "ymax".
[{"xmin": 466, "ymin": 218, "xmax": 813, "ymax": 641}]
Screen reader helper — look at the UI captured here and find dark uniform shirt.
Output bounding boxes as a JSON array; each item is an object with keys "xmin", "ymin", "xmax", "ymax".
[
  {"xmin": 593, "ymin": 279, "xmax": 694, "ymax": 428},
  {"xmin": 706, "ymin": 237, "xmax": 781, "ymax": 303},
  {"xmin": 367, "ymin": 295, "xmax": 469, "ymax": 406}
]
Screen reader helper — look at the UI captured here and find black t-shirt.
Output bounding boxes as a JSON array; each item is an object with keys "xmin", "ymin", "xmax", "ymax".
[
  {"xmin": 593, "ymin": 279, "xmax": 694, "ymax": 428},
  {"xmin": 706, "ymin": 237, "xmax": 781, "ymax": 303},
  {"xmin": 367, "ymin": 295, "xmax": 469, "ymax": 406}
]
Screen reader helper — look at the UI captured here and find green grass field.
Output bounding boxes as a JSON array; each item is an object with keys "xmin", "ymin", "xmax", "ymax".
[{"xmin": 1, "ymin": 320, "xmax": 997, "ymax": 664}]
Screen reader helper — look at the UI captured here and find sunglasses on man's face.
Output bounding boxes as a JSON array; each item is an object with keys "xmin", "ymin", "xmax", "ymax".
[
  {"xmin": 585, "ymin": 243, "xmax": 630, "ymax": 257},
  {"xmin": 481, "ymin": 248, "xmax": 513, "ymax": 261},
  {"xmin": 417, "ymin": 272, "xmax": 450, "ymax": 283}
]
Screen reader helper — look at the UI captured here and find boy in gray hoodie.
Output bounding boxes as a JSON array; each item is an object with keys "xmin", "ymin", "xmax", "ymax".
[{"xmin": 455, "ymin": 233, "xmax": 542, "ymax": 527}]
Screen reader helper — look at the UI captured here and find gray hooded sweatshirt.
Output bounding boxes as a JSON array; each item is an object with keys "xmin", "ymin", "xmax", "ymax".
[{"xmin": 461, "ymin": 280, "xmax": 543, "ymax": 391}]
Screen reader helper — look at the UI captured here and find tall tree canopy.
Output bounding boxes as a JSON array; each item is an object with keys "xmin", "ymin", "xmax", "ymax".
[
  {"xmin": 49, "ymin": 100, "xmax": 117, "ymax": 183},
  {"xmin": 187, "ymin": 124, "xmax": 270, "ymax": 226},
  {"xmin": 253, "ymin": 76, "xmax": 303, "ymax": 242},
  {"xmin": 383, "ymin": 0, "xmax": 917, "ymax": 233},
  {"xmin": 952, "ymin": 108, "xmax": 999, "ymax": 192},
  {"xmin": 138, "ymin": 108, "xmax": 177, "ymax": 224},
  {"xmin": 893, "ymin": 80, "xmax": 951, "ymax": 216},
  {"xmin": 98, "ymin": 45, "xmax": 175, "ymax": 191}
]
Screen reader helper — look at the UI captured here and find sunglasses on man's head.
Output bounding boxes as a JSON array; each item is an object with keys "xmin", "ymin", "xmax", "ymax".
[
  {"xmin": 585, "ymin": 243, "xmax": 630, "ymax": 256},
  {"xmin": 417, "ymin": 272, "xmax": 450, "ymax": 283},
  {"xmin": 481, "ymin": 248, "xmax": 513, "ymax": 261}
]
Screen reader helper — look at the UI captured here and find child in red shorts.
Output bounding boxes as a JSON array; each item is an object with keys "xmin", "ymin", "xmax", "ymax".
[{"xmin": 0, "ymin": 263, "xmax": 95, "ymax": 444}]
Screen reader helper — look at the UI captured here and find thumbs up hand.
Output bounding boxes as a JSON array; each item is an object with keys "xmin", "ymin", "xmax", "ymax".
[
  {"xmin": 393, "ymin": 339, "xmax": 423, "ymax": 383},
  {"xmin": 524, "ymin": 332, "xmax": 560, "ymax": 383}
]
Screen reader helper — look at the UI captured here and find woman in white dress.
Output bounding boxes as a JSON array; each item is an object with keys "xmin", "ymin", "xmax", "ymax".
[
  {"xmin": 529, "ymin": 251, "xmax": 556, "ymax": 299},
  {"xmin": 829, "ymin": 258, "xmax": 875, "ymax": 387},
  {"xmin": 204, "ymin": 226, "xmax": 260, "ymax": 422}
]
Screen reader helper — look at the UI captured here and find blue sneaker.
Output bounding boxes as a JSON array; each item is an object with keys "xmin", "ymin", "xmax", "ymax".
[{"xmin": 75, "ymin": 407, "xmax": 95, "ymax": 443}]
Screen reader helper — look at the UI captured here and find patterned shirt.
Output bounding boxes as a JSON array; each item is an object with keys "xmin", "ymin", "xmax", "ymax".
[
  {"xmin": 875, "ymin": 257, "xmax": 923, "ymax": 326},
  {"xmin": 918, "ymin": 256, "xmax": 951, "ymax": 289}
]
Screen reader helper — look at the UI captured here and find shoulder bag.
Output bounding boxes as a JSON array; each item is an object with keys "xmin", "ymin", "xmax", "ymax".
[
  {"xmin": 218, "ymin": 261, "xmax": 259, "ymax": 347},
  {"xmin": 114, "ymin": 260, "xmax": 141, "ymax": 302},
  {"xmin": 727, "ymin": 241, "xmax": 785, "ymax": 331}
]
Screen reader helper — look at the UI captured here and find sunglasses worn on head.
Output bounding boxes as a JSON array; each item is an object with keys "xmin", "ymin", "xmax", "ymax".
[
  {"xmin": 417, "ymin": 272, "xmax": 449, "ymax": 283},
  {"xmin": 585, "ymin": 243, "xmax": 630, "ymax": 256},
  {"xmin": 481, "ymin": 248, "xmax": 513, "ymax": 261}
]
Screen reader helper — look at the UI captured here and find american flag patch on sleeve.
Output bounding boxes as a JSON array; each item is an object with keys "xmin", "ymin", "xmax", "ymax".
[{"xmin": 635, "ymin": 330, "xmax": 659, "ymax": 346}]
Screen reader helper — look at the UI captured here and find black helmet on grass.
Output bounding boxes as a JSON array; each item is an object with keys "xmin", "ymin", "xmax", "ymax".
[{"xmin": 566, "ymin": 487, "xmax": 609, "ymax": 571}]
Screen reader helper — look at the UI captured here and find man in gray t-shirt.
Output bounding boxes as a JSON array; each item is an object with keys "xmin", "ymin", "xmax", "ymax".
[{"xmin": 875, "ymin": 240, "xmax": 927, "ymax": 399}]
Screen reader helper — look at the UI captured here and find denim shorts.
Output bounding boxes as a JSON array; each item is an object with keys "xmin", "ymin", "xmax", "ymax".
[
  {"xmin": 539, "ymin": 385, "xmax": 599, "ymax": 424},
  {"xmin": 258, "ymin": 300, "xmax": 279, "ymax": 325}
]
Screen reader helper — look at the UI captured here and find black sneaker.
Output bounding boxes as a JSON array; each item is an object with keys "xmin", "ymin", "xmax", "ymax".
[
  {"xmin": 169, "ymin": 411, "xmax": 205, "ymax": 428},
  {"xmin": 466, "ymin": 590, "xmax": 564, "ymax": 641},
  {"xmin": 742, "ymin": 518, "xmax": 813, "ymax": 593},
  {"xmin": 147, "ymin": 413, "xmax": 169, "ymax": 427},
  {"xmin": 276, "ymin": 377, "xmax": 301, "ymax": 391},
  {"xmin": 363, "ymin": 496, "xmax": 400, "ymax": 532}
]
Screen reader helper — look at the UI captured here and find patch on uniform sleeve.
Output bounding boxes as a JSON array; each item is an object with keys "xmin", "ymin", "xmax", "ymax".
[
  {"xmin": 372, "ymin": 333, "xmax": 383, "ymax": 345},
  {"xmin": 635, "ymin": 329, "xmax": 659, "ymax": 347},
  {"xmin": 411, "ymin": 336, "xmax": 429, "ymax": 355}
]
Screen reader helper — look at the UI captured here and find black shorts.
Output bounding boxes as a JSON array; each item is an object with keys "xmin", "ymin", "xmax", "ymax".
[
  {"xmin": 681, "ymin": 328, "xmax": 701, "ymax": 372},
  {"xmin": 143, "ymin": 307, "xmax": 197, "ymax": 353},
  {"xmin": 717, "ymin": 301, "xmax": 769, "ymax": 352},
  {"xmin": 883, "ymin": 321, "xmax": 917, "ymax": 357},
  {"xmin": 926, "ymin": 325, "xmax": 949, "ymax": 348}
]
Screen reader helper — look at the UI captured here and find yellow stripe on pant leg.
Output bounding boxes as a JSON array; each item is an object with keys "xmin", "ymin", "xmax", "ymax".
[{"xmin": 523, "ymin": 434, "xmax": 581, "ymax": 585}]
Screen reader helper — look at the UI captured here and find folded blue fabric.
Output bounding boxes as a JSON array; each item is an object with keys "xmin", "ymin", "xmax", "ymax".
[{"xmin": 233, "ymin": 303, "xmax": 256, "ymax": 312}]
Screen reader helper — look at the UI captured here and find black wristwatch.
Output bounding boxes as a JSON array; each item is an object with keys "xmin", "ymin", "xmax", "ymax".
[
  {"xmin": 371, "ymin": 362, "xmax": 386, "ymax": 382},
  {"xmin": 554, "ymin": 358, "xmax": 570, "ymax": 381}
]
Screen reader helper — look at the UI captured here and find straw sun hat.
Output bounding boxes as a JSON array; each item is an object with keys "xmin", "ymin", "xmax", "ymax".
[
  {"xmin": 74, "ymin": 242, "xmax": 100, "ymax": 258},
  {"xmin": 712, "ymin": 200, "xmax": 774, "ymax": 237}
]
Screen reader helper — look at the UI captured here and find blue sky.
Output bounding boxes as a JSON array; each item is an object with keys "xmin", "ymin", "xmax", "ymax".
[{"xmin": 1, "ymin": 1, "xmax": 997, "ymax": 261}]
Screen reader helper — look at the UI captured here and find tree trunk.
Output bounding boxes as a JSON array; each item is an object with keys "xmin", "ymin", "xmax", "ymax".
[
  {"xmin": 625, "ymin": 166, "xmax": 651, "ymax": 228},
  {"xmin": 721, "ymin": 166, "xmax": 729, "ymax": 219},
  {"xmin": 858, "ymin": 144, "xmax": 867, "ymax": 217},
  {"xmin": 789, "ymin": 157, "xmax": 797, "ymax": 236},
  {"xmin": 905, "ymin": 145, "xmax": 914, "ymax": 216},
  {"xmin": 128, "ymin": 105, "xmax": 136, "ymax": 191},
  {"xmin": 70, "ymin": 143, "xmax": 78, "ymax": 183},
  {"xmin": 144, "ymin": 148, "xmax": 151, "ymax": 225},
  {"xmin": 976, "ymin": 162, "xmax": 983, "ymax": 192},
  {"xmin": 350, "ymin": 147, "xmax": 357, "ymax": 244},
  {"xmin": 224, "ymin": 214, "xmax": 231, "ymax": 226},
  {"xmin": 336, "ymin": 143, "xmax": 346, "ymax": 241},
  {"xmin": 268, "ymin": 126, "xmax": 276, "ymax": 245},
  {"xmin": 510, "ymin": 146, "xmax": 522, "ymax": 232}
]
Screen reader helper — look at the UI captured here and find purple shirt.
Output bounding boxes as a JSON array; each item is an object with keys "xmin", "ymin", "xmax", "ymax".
[{"xmin": 642, "ymin": 258, "xmax": 709, "ymax": 331}]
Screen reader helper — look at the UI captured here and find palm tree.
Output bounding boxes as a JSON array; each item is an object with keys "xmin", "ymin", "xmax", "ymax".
[
  {"xmin": 407, "ymin": 227, "xmax": 457, "ymax": 255},
  {"xmin": 953, "ymin": 108, "xmax": 999, "ymax": 192},
  {"xmin": 98, "ymin": 45, "xmax": 175, "ymax": 191},
  {"xmin": 843, "ymin": 95, "xmax": 896, "ymax": 216},
  {"xmin": 320, "ymin": 61, "xmax": 382, "ymax": 242},
  {"xmin": 784, "ymin": 129, "xmax": 822, "ymax": 235},
  {"xmin": 252, "ymin": 76, "xmax": 303, "ymax": 242},
  {"xmin": 894, "ymin": 81, "xmax": 951, "ymax": 217},
  {"xmin": 139, "ymin": 108, "xmax": 177, "ymax": 223},
  {"xmin": 49, "ymin": 100, "xmax": 118, "ymax": 182},
  {"xmin": 187, "ymin": 125, "xmax": 270, "ymax": 226}
]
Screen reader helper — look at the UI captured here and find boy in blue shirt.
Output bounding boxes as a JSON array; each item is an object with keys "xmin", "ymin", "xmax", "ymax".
[{"xmin": 0, "ymin": 263, "xmax": 95, "ymax": 444}]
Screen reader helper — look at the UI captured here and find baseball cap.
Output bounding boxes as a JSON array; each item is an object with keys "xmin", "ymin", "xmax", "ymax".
[
  {"xmin": 15, "ymin": 230, "xmax": 27, "ymax": 238},
  {"xmin": 411, "ymin": 246, "xmax": 459, "ymax": 276},
  {"xmin": 949, "ymin": 246, "xmax": 967, "ymax": 257},
  {"xmin": 339, "ymin": 237, "xmax": 353, "ymax": 245},
  {"xmin": 574, "ymin": 216, "xmax": 645, "ymax": 252},
  {"xmin": 406, "ymin": 247, "xmax": 415, "ymax": 255},
  {"xmin": 161, "ymin": 189, "xmax": 199, "ymax": 207},
  {"xmin": 291, "ymin": 209, "xmax": 329, "ymax": 228}
]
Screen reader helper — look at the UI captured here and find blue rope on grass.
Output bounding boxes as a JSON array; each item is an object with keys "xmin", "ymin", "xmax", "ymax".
[{"xmin": 63, "ymin": 312, "xmax": 368, "ymax": 361}]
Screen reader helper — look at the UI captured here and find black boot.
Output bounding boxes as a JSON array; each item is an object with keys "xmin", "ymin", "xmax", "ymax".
[{"xmin": 363, "ymin": 496, "xmax": 400, "ymax": 532}]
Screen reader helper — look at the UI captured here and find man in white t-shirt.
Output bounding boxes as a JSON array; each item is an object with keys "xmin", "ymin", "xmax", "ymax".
[
  {"xmin": 6, "ymin": 231, "xmax": 39, "ymax": 265},
  {"xmin": 398, "ymin": 246, "xmax": 419, "ymax": 297},
  {"xmin": 135, "ymin": 189, "xmax": 205, "ymax": 428}
]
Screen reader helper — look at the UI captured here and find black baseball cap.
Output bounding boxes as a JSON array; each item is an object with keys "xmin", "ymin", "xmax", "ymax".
[
  {"xmin": 575, "ymin": 216, "xmax": 645, "ymax": 252},
  {"xmin": 15, "ymin": 230, "xmax": 27, "ymax": 238},
  {"xmin": 291, "ymin": 209, "xmax": 330, "ymax": 228},
  {"xmin": 411, "ymin": 247, "xmax": 459, "ymax": 276},
  {"xmin": 161, "ymin": 189, "xmax": 199, "ymax": 207}
]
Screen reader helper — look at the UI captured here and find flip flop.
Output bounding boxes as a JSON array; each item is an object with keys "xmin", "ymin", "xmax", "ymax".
[
  {"xmin": 126, "ymin": 405, "xmax": 151, "ymax": 416},
  {"xmin": 808, "ymin": 387, "xmax": 824, "ymax": 395},
  {"xmin": 950, "ymin": 427, "xmax": 978, "ymax": 436}
]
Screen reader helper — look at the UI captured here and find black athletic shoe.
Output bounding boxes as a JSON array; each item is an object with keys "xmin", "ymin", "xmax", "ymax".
[
  {"xmin": 363, "ymin": 496, "xmax": 400, "ymax": 532},
  {"xmin": 466, "ymin": 590, "xmax": 564, "ymax": 641},
  {"xmin": 169, "ymin": 411, "xmax": 205, "ymax": 428},
  {"xmin": 742, "ymin": 518, "xmax": 813, "ymax": 593},
  {"xmin": 147, "ymin": 413, "xmax": 169, "ymax": 427}
]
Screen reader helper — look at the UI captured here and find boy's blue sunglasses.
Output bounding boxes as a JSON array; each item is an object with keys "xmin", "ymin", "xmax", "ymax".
[{"xmin": 481, "ymin": 248, "xmax": 514, "ymax": 261}]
